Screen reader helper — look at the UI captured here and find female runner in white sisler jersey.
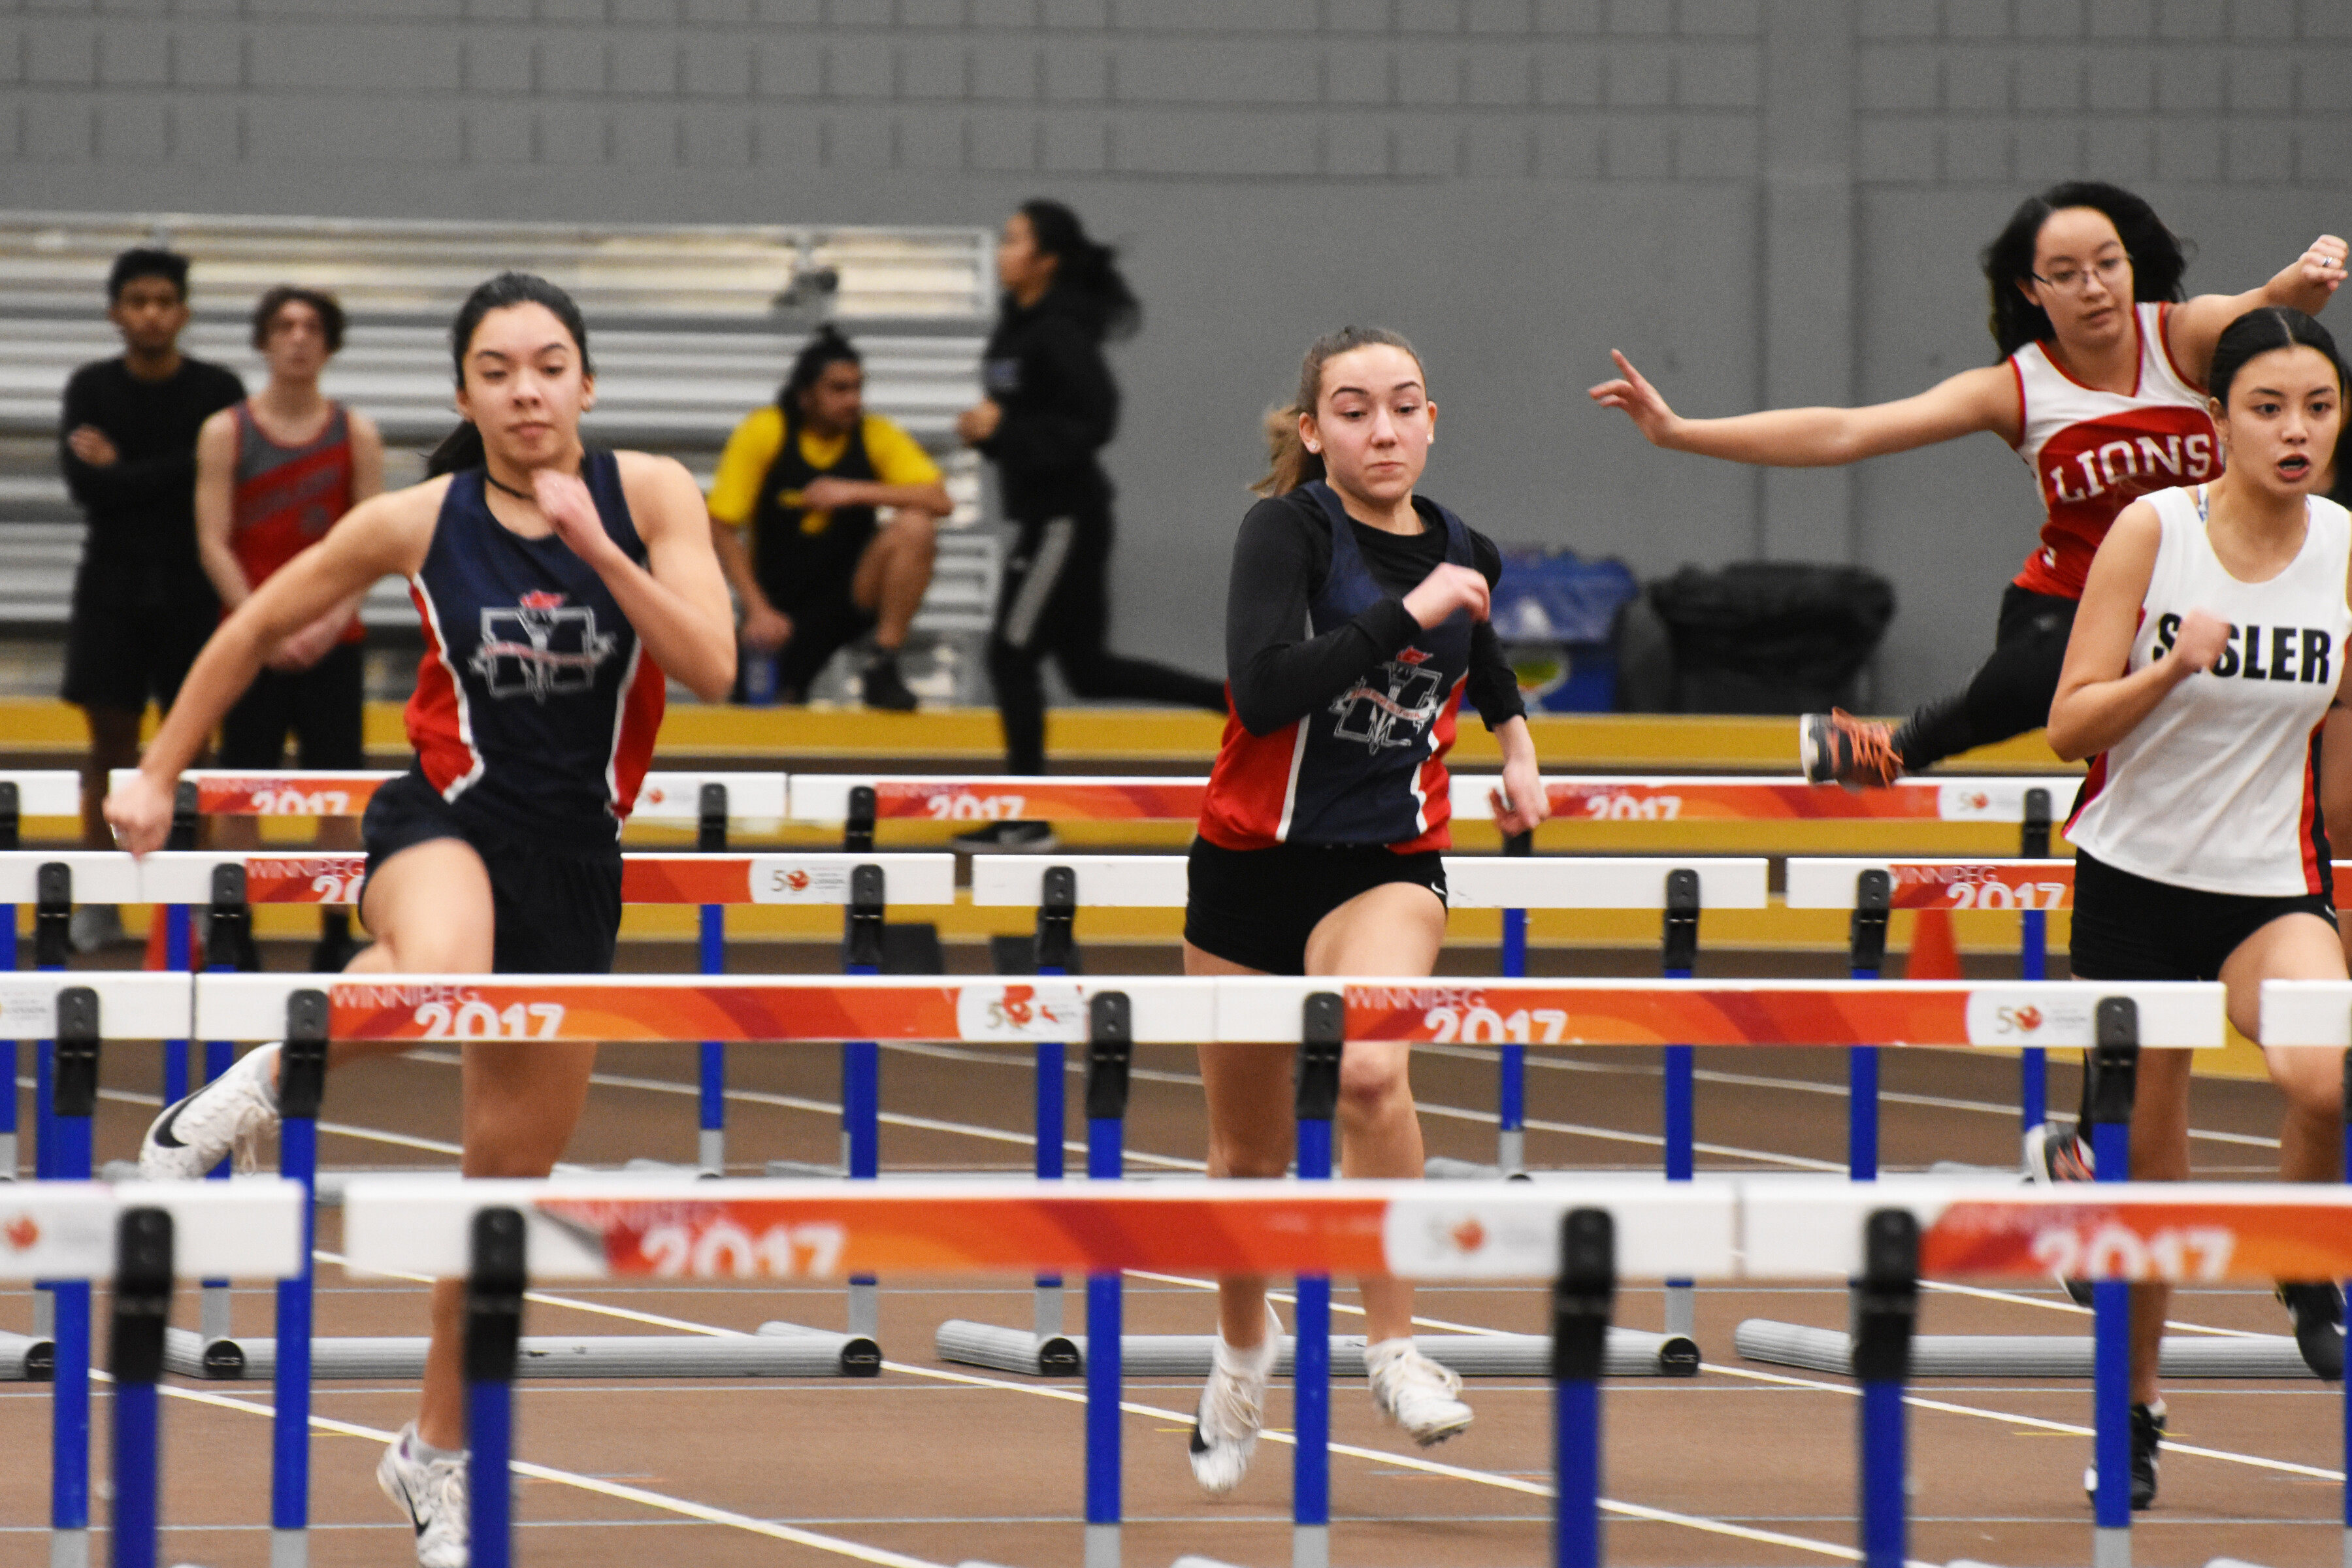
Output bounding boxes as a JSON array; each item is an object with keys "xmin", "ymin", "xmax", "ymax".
[{"xmin": 2047, "ymin": 307, "xmax": 2352, "ymax": 1512}]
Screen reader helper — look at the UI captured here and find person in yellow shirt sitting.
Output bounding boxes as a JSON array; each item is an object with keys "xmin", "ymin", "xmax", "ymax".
[{"xmin": 707, "ymin": 325, "xmax": 953, "ymax": 710}]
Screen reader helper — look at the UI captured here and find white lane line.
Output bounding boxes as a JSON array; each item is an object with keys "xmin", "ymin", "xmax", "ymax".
[
  {"xmin": 1918, "ymin": 1278, "xmax": 2274, "ymax": 1340},
  {"xmin": 24, "ymin": 1078, "xmax": 472, "ymax": 1159},
  {"xmin": 1429, "ymin": 1045, "xmax": 2287, "ymax": 1151},
  {"xmin": 142, "ymin": 1380, "xmax": 951, "ymax": 1567},
  {"xmin": 1697, "ymin": 1360, "xmax": 2345, "ymax": 1482}
]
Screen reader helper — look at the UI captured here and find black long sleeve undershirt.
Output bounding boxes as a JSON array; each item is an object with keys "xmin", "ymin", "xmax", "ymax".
[{"xmin": 1223, "ymin": 489, "xmax": 1526, "ymax": 738}]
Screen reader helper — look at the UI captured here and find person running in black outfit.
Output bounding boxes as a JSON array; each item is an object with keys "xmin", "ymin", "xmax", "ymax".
[
  {"xmin": 956, "ymin": 200, "xmax": 1224, "ymax": 847},
  {"xmin": 59, "ymin": 248, "xmax": 245, "ymax": 949}
]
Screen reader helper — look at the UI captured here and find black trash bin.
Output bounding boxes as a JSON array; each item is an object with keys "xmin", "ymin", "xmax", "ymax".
[{"xmin": 1646, "ymin": 562, "xmax": 1896, "ymax": 715}]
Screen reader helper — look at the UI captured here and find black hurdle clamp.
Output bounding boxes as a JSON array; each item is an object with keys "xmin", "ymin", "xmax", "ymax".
[
  {"xmin": 843, "ymin": 784, "xmax": 877, "ymax": 854},
  {"xmin": 110, "ymin": 1207, "xmax": 175, "ymax": 1386},
  {"xmin": 1034, "ymin": 865, "xmax": 1077, "ymax": 975},
  {"xmin": 2021, "ymin": 787, "xmax": 2053, "ymax": 860},
  {"xmin": 54, "ymin": 985, "xmax": 99, "ymax": 1120},
  {"xmin": 0, "ymin": 780, "xmax": 19, "ymax": 851},
  {"xmin": 1085, "ymin": 991, "xmax": 1133, "ymax": 1124},
  {"xmin": 1661, "ymin": 868, "xmax": 1700, "ymax": 975},
  {"xmin": 1552, "ymin": 1207, "xmax": 1616, "ymax": 1382},
  {"xmin": 1849, "ymin": 869, "xmax": 1891, "ymax": 976},
  {"xmin": 207, "ymin": 863, "xmax": 259, "ymax": 973},
  {"xmin": 1850, "ymin": 1209, "xmax": 1919, "ymax": 1383},
  {"xmin": 281, "ymin": 989, "xmax": 331, "ymax": 1122},
  {"xmin": 1296, "ymin": 992, "xmax": 1345, "ymax": 1124},
  {"xmin": 843, "ymin": 863, "xmax": 885, "ymax": 972},
  {"xmin": 167, "ymin": 780, "xmax": 199, "ymax": 852},
  {"xmin": 2087, "ymin": 998, "xmax": 2140, "ymax": 1133},
  {"xmin": 34, "ymin": 861, "xmax": 72, "ymax": 970},
  {"xmin": 465, "ymin": 1208, "xmax": 527, "ymax": 1385},
  {"xmin": 698, "ymin": 783, "xmax": 729, "ymax": 854}
]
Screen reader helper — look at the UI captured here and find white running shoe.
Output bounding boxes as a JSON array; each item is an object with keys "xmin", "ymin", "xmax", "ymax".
[
  {"xmin": 1367, "ymin": 1338, "xmax": 1474, "ymax": 1446},
  {"xmin": 1188, "ymin": 1301, "xmax": 1282, "ymax": 1496},
  {"xmin": 138, "ymin": 1043, "xmax": 280, "ymax": 1181},
  {"xmin": 378, "ymin": 1422, "xmax": 470, "ymax": 1567}
]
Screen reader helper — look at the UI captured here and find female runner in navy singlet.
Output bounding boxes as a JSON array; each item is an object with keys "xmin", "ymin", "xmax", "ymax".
[
  {"xmin": 106, "ymin": 272, "xmax": 736, "ymax": 1567},
  {"xmin": 1180, "ymin": 327, "xmax": 1548, "ymax": 1494}
]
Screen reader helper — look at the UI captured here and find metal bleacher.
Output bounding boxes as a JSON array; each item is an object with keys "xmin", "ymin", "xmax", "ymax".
[{"xmin": 0, "ymin": 212, "xmax": 1003, "ymax": 689}]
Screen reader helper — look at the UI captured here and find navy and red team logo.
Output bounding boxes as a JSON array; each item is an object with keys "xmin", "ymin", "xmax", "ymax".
[
  {"xmin": 1331, "ymin": 648, "xmax": 1443, "ymax": 753},
  {"xmin": 472, "ymin": 591, "xmax": 618, "ymax": 703}
]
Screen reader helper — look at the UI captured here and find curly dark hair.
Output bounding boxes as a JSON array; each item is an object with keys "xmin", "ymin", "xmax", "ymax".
[{"xmin": 1980, "ymin": 181, "xmax": 2191, "ymax": 357}]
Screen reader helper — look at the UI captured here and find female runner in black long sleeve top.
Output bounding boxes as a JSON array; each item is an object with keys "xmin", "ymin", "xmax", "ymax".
[
  {"xmin": 1179, "ymin": 325, "xmax": 1548, "ymax": 1495},
  {"xmin": 955, "ymin": 201, "xmax": 1225, "ymax": 841}
]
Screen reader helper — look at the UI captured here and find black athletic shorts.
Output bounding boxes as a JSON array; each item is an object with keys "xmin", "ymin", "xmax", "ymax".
[
  {"xmin": 1184, "ymin": 836, "xmax": 1448, "ymax": 976},
  {"xmin": 218, "ymin": 640, "xmax": 367, "ymax": 771},
  {"xmin": 359, "ymin": 770, "xmax": 623, "ymax": 975},
  {"xmin": 60, "ymin": 561, "xmax": 218, "ymax": 715},
  {"xmin": 2070, "ymin": 849, "xmax": 2336, "ymax": 983}
]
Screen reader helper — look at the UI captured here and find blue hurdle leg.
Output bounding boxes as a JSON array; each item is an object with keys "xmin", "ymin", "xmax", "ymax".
[
  {"xmin": 2021, "ymin": 907, "xmax": 2048, "ymax": 1136},
  {"xmin": 1500, "ymin": 905, "xmax": 1528, "ymax": 1173},
  {"xmin": 1848, "ymin": 1046, "xmax": 1879, "ymax": 1181},
  {"xmin": 2093, "ymin": 1115, "xmax": 2133, "ymax": 1559},
  {"xmin": 1085, "ymin": 1102, "xmax": 1122, "ymax": 1568},
  {"xmin": 843, "ymin": 1038, "xmax": 879, "ymax": 1338},
  {"xmin": 698, "ymin": 903, "xmax": 725, "ymax": 1172},
  {"xmin": 1662, "ymin": 1041, "xmax": 1693, "ymax": 1339},
  {"xmin": 52, "ymin": 1081, "xmax": 93, "ymax": 1565},
  {"xmin": 466, "ymin": 1377, "xmax": 514, "ymax": 1568},
  {"xmin": 111, "ymin": 1377, "xmax": 161, "ymax": 1568},
  {"xmin": 272, "ymin": 1114, "xmax": 318, "ymax": 1565},
  {"xmin": 1, "ymin": 903, "xmax": 14, "ymax": 1180},
  {"xmin": 1036, "ymin": 1039, "xmax": 1066, "ymax": 1337}
]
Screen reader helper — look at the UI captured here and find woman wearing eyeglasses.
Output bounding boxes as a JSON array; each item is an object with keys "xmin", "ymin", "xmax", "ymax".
[{"xmin": 1590, "ymin": 180, "xmax": 2343, "ymax": 789}]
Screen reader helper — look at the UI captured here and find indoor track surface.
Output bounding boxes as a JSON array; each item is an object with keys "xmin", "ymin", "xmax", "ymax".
[{"xmin": 4, "ymin": 1000, "xmax": 2338, "ymax": 1567}]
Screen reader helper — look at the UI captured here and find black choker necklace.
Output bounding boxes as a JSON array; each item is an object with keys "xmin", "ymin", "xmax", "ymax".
[{"xmin": 482, "ymin": 469, "xmax": 534, "ymax": 501}]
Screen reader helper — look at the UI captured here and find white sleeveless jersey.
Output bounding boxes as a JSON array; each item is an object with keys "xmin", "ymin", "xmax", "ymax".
[
  {"xmin": 2010, "ymin": 302, "xmax": 2217, "ymax": 600},
  {"xmin": 2066, "ymin": 486, "xmax": 2351, "ymax": 896}
]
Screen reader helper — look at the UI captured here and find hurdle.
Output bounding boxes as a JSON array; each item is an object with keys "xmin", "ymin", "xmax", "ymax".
[
  {"xmin": 330, "ymin": 1166, "xmax": 2341, "ymax": 1568},
  {"xmin": 0, "ymin": 771, "xmax": 84, "ymax": 1183},
  {"xmin": 3, "ymin": 1179, "xmax": 304, "ymax": 1568},
  {"xmin": 938, "ymin": 851, "xmax": 1768, "ymax": 1377}
]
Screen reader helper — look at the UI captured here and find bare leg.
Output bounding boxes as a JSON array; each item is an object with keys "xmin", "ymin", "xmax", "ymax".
[
  {"xmin": 80, "ymin": 706, "xmax": 141, "ymax": 849},
  {"xmin": 1188, "ymin": 940, "xmax": 1290, "ymax": 1348},
  {"xmin": 851, "ymin": 514, "xmax": 938, "ymax": 653},
  {"xmin": 1303, "ymin": 883, "xmax": 1447, "ymax": 1343},
  {"xmin": 2235, "ymin": 915, "xmax": 2352, "ymax": 1184}
]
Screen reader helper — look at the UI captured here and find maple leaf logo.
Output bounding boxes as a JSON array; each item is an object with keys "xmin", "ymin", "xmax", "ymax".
[
  {"xmin": 3, "ymin": 1213, "xmax": 37, "ymax": 1252},
  {"xmin": 785, "ymin": 870, "xmax": 810, "ymax": 892},
  {"xmin": 2014, "ymin": 1006, "xmax": 2043, "ymax": 1033},
  {"xmin": 1448, "ymin": 1217, "xmax": 1487, "ymax": 1254},
  {"xmin": 1001, "ymin": 986, "xmax": 1036, "ymax": 1026}
]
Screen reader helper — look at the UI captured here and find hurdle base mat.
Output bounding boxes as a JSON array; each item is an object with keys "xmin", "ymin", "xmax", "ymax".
[
  {"xmin": 0, "ymin": 1328, "xmax": 52, "ymax": 1380},
  {"xmin": 165, "ymin": 1322, "xmax": 881, "ymax": 1379},
  {"xmin": 935, "ymin": 1318, "xmax": 1699, "ymax": 1378},
  {"xmin": 1736, "ymin": 1318, "xmax": 2327, "ymax": 1379}
]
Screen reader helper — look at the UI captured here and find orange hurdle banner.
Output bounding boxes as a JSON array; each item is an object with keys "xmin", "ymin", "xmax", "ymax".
[
  {"xmin": 106, "ymin": 768, "xmax": 787, "ymax": 823},
  {"xmin": 1320, "ymin": 977, "xmax": 2221, "ymax": 1050},
  {"xmin": 341, "ymin": 1176, "xmax": 1739, "ymax": 1282},
  {"xmin": 130, "ymin": 850, "xmax": 956, "ymax": 908},
  {"xmin": 1448, "ymin": 774, "xmax": 2076, "ymax": 824},
  {"xmin": 787, "ymin": 774, "xmax": 1208, "ymax": 825},
  {"xmin": 189, "ymin": 973, "xmax": 2225, "ymax": 1050},
  {"xmin": 1786, "ymin": 858, "xmax": 2078, "ymax": 911}
]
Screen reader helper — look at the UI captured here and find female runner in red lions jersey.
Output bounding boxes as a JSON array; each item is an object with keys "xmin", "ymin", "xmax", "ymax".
[
  {"xmin": 2046, "ymin": 308, "xmax": 2352, "ymax": 1508},
  {"xmin": 1180, "ymin": 327, "xmax": 1547, "ymax": 1495},
  {"xmin": 1590, "ymin": 180, "xmax": 2344, "ymax": 786},
  {"xmin": 106, "ymin": 273, "xmax": 735, "ymax": 1568}
]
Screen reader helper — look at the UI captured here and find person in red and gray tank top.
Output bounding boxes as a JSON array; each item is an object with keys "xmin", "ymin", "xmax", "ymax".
[
  {"xmin": 195, "ymin": 286, "xmax": 385, "ymax": 968},
  {"xmin": 1590, "ymin": 181, "xmax": 2345, "ymax": 786}
]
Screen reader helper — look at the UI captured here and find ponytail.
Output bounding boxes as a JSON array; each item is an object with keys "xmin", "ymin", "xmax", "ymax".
[
  {"xmin": 1250, "ymin": 325, "xmax": 1426, "ymax": 498},
  {"xmin": 427, "ymin": 421, "xmax": 485, "ymax": 478},
  {"xmin": 1017, "ymin": 199, "xmax": 1141, "ymax": 341}
]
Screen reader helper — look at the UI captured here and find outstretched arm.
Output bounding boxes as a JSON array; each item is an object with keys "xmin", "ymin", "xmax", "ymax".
[
  {"xmin": 1588, "ymin": 351, "xmax": 2022, "ymax": 464},
  {"xmin": 2164, "ymin": 235, "xmax": 2348, "ymax": 390}
]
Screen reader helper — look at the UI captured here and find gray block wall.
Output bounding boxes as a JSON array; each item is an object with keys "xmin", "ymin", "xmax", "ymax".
[{"xmin": 3, "ymin": 0, "xmax": 2347, "ymax": 711}]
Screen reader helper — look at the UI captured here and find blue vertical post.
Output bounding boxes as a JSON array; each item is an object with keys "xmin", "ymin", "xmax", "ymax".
[
  {"xmin": 1552, "ymin": 1208, "xmax": 1614, "ymax": 1568},
  {"xmin": 841, "ymin": 845, "xmax": 884, "ymax": 1341},
  {"xmin": 163, "ymin": 782, "xmax": 200, "ymax": 1110},
  {"xmin": 33, "ymin": 861, "xmax": 71, "ymax": 1190},
  {"xmin": 1848, "ymin": 870, "xmax": 1891, "ymax": 1183},
  {"xmin": 50, "ymin": 983, "xmax": 98, "ymax": 1568},
  {"xmin": 272, "ymin": 991, "xmax": 330, "ymax": 1568},
  {"xmin": 110, "ymin": 1205, "xmax": 174, "ymax": 1568},
  {"xmin": 2087, "ymin": 998, "xmax": 2138, "ymax": 1565},
  {"xmin": 1034, "ymin": 868, "xmax": 1077, "ymax": 1352},
  {"xmin": 0, "ymin": 780, "xmax": 18, "ymax": 1182},
  {"xmin": 1292, "ymin": 993, "xmax": 1343, "ymax": 1568},
  {"xmin": 1082, "ymin": 991, "xmax": 1131, "ymax": 1568},
  {"xmin": 465, "ymin": 1209, "xmax": 525, "ymax": 1568},
  {"xmin": 698, "ymin": 783, "xmax": 728, "ymax": 1173},
  {"xmin": 1660, "ymin": 869, "xmax": 1699, "ymax": 1340},
  {"xmin": 1853, "ymin": 1209, "xmax": 1918, "ymax": 1567},
  {"xmin": 2020, "ymin": 789, "xmax": 2053, "ymax": 1138},
  {"xmin": 1499, "ymin": 828, "xmax": 1532, "ymax": 1174}
]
